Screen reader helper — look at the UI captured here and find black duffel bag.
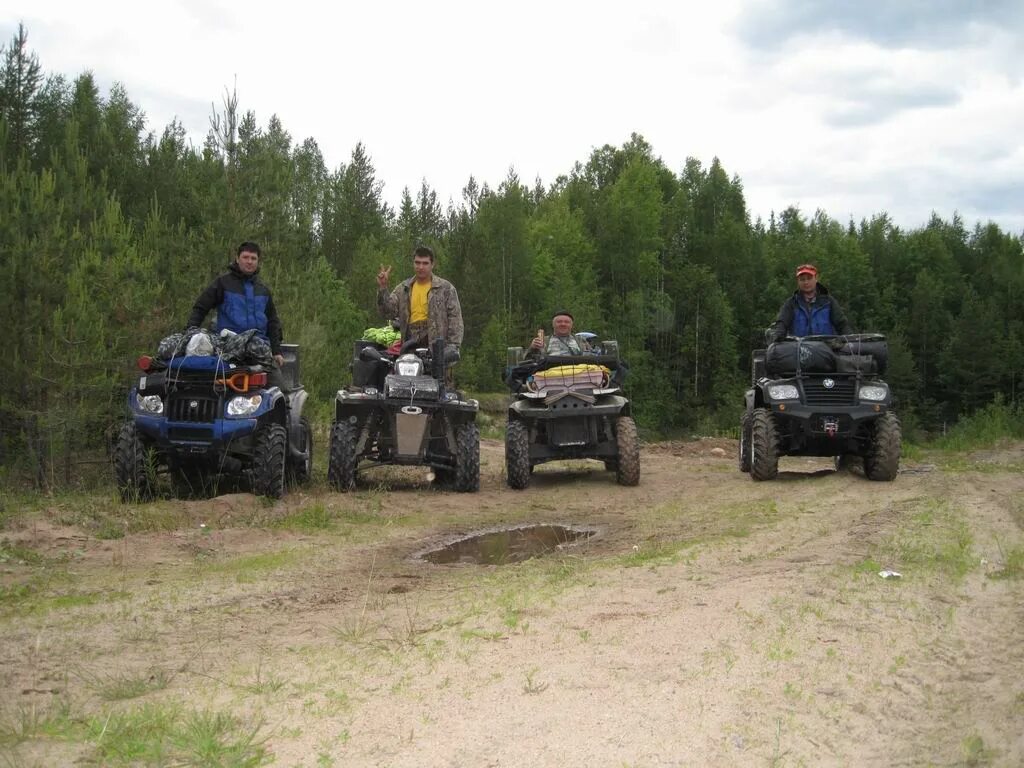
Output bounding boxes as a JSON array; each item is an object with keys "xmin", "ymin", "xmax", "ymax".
[
  {"xmin": 835, "ymin": 334, "xmax": 888, "ymax": 375},
  {"xmin": 765, "ymin": 339, "xmax": 836, "ymax": 376}
]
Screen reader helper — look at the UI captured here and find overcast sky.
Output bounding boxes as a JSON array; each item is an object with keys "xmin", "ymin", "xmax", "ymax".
[{"xmin": 3, "ymin": 0, "xmax": 1022, "ymax": 234}]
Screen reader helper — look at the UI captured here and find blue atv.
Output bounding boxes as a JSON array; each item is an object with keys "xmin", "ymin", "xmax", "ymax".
[{"xmin": 114, "ymin": 343, "xmax": 311, "ymax": 501}]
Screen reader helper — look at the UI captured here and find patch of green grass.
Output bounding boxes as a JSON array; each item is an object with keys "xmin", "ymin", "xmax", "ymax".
[
  {"xmin": 274, "ymin": 503, "xmax": 334, "ymax": 532},
  {"xmin": 0, "ymin": 540, "xmax": 46, "ymax": 565},
  {"xmin": 619, "ymin": 542, "xmax": 688, "ymax": 568},
  {"xmin": 0, "ymin": 699, "xmax": 78, "ymax": 746},
  {"xmin": 929, "ymin": 398, "xmax": 1024, "ymax": 452},
  {"xmin": 198, "ymin": 549, "xmax": 302, "ymax": 582},
  {"xmin": 853, "ymin": 557, "xmax": 884, "ymax": 576},
  {"xmin": 95, "ymin": 519, "xmax": 127, "ymax": 540},
  {"xmin": 459, "ymin": 628, "xmax": 506, "ymax": 642},
  {"xmin": 935, "ymin": 457, "xmax": 1024, "ymax": 474},
  {"xmin": 45, "ymin": 590, "xmax": 131, "ymax": 611},
  {"xmin": 85, "ymin": 668, "xmax": 172, "ymax": 701},
  {"xmin": 337, "ymin": 506, "xmax": 385, "ymax": 525},
  {"xmin": 888, "ymin": 655, "xmax": 907, "ymax": 674},
  {"xmin": 988, "ymin": 547, "xmax": 1024, "ymax": 580},
  {"xmin": 2, "ymin": 582, "xmax": 128, "ymax": 616},
  {"xmin": 766, "ymin": 625, "xmax": 795, "ymax": 662},
  {"xmin": 961, "ymin": 733, "xmax": 995, "ymax": 766},
  {"xmin": 900, "ymin": 442, "xmax": 925, "ymax": 461},
  {"xmin": 0, "ymin": 581, "xmax": 39, "ymax": 607},
  {"xmin": 87, "ymin": 703, "xmax": 270, "ymax": 767},
  {"xmin": 242, "ymin": 668, "xmax": 285, "ymax": 695},
  {"xmin": 869, "ymin": 499, "xmax": 975, "ymax": 582}
]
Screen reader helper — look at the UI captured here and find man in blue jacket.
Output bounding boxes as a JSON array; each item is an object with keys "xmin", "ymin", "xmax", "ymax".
[
  {"xmin": 187, "ymin": 241, "xmax": 286, "ymax": 386},
  {"xmin": 769, "ymin": 263, "xmax": 852, "ymax": 342}
]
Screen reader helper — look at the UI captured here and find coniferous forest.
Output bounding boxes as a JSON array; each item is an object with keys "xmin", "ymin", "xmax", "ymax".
[{"xmin": 2, "ymin": 26, "xmax": 1022, "ymax": 489}]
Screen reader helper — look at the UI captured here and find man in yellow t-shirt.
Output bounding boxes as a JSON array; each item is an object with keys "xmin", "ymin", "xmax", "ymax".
[{"xmin": 376, "ymin": 245, "xmax": 464, "ymax": 352}]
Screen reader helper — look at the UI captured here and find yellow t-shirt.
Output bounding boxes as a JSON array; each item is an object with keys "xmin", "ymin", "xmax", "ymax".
[{"xmin": 410, "ymin": 280, "xmax": 430, "ymax": 324}]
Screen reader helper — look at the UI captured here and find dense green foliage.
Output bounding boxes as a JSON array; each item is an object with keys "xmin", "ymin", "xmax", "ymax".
[{"xmin": 1, "ymin": 26, "xmax": 1022, "ymax": 487}]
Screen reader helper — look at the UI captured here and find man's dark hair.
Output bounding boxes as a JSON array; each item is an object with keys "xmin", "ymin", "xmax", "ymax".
[
  {"xmin": 238, "ymin": 241, "xmax": 262, "ymax": 257},
  {"xmin": 412, "ymin": 244, "xmax": 435, "ymax": 263}
]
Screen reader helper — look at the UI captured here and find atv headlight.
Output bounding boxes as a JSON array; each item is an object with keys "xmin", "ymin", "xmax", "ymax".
[
  {"xmin": 135, "ymin": 394, "xmax": 164, "ymax": 414},
  {"xmin": 227, "ymin": 394, "xmax": 262, "ymax": 416},
  {"xmin": 859, "ymin": 384, "xmax": 888, "ymax": 402},
  {"xmin": 395, "ymin": 354, "xmax": 423, "ymax": 377},
  {"xmin": 768, "ymin": 384, "xmax": 799, "ymax": 400}
]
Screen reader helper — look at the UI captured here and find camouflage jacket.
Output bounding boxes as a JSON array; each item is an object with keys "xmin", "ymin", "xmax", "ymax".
[
  {"xmin": 525, "ymin": 333, "xmax": 585, "ymax": 359},
  {"xmin": 377, "ymin": 275, "xmax": 464, "ymax": 347}
]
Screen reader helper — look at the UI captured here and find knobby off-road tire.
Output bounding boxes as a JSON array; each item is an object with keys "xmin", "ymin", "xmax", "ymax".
[
  {"xmin": 114, "ymin": 422, "xmax": 156, "ymax": 503},
  {"xmin": 615, "ymin": 416, "xmax": 640, "ymax": 486},
  {"xmin": 328, "ymin": 420, "xmax": 358, "ymax": 491},
  {"xmin": 738, "ymin": 410, "xmax": 752, "ymax": 473},
  {"xmin": 749, "ymin": 408, "xmax": 779, "ymax": 481},
  {"xmin": 454, "ymin": 422, "xmax": 480, "ymax": 493},
  {"xmin": 252, "ymin": 423, "xmax": 287, "ymax": 499},
  {"xmin": 864, "ymin": 411, "xmax": 901, "ymax": 481},
  {"xmin": 287, "ymin": 417, "xmax": 313, "ymax": 486},
  {"xmin": 505, "ymin": 420, "xmax": 531, "ymax": 490}
]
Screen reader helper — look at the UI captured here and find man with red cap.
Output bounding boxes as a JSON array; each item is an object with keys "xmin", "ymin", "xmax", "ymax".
[{"xmin": 768, "ymin": 263, "xmax": 852, "ymax": 342}]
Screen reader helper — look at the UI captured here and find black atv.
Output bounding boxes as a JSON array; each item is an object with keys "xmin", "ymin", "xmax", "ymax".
[
  {"xmin": 503, "ymin": 342, "xmax": 639, "ymax": 489},
  {"xmin": 328, "ymin": 338, "xmax": 480, "ymax": 492},
  {"xmin": 114, "ymin": 343, "xmax": 311, "ymax": 501},
  {"xmin": 739, "ymin": 333, "xmax": 900, "ymax": 481}
]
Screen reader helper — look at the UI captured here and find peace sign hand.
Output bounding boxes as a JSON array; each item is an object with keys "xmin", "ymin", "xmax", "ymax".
[{"xmin": 376, "ymin": 264, "xmax": 392, "ymax": 289}]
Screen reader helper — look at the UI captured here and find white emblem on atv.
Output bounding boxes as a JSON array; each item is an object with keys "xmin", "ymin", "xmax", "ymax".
[
  {"xmin": 823, "ymin": 378, "xmax": 835, "ymax": 389},
  {"xmin": 189, "ymin": 400, "xmax": 199, "ymax": 408}
]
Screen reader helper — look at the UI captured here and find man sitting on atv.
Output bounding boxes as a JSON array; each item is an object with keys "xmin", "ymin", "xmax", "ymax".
[
  {"xmin": 526, "ymin": 310, "xmax": 591, "ymax": 358},
  {"xmin": 768, "ymin": 263, "xmax": 852, "ymax": 342}
]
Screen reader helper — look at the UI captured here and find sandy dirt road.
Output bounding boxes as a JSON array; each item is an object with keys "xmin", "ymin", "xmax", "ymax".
[{"xmin": 2, "ymin": 438, "xmax": 1022, "ymax": 766}]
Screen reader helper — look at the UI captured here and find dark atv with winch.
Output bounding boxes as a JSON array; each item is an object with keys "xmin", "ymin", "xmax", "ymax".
[
  {"xmin": 114, "ymin": 340, "xmax": 311, "ymax": 501},
  {"xmin": 328, "ymin": 337, "xmax": 480, "ymax": 492},
  {"xmin": 503, "ymin": 341, "xmax": 639, "ymax": 489},
  {"xmin": 739, "ymin": 333, "xmax": 900, "ymax": 481}
]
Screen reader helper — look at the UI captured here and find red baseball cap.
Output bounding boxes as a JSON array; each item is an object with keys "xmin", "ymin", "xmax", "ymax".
[{"xmin": 795, "ymin": 264, "xmax": 818, "ymax": 277}]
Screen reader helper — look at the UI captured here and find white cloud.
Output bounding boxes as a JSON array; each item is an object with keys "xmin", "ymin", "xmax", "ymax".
[{"xmin": 1, "ymin": 0, "xmax": 1020, "ymax": 232}]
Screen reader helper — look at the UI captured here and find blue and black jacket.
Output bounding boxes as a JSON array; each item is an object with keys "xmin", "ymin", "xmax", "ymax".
[
  {"xmin": 770, "ymin": 284, "xmax": 852, "ymax": 341},
  {"xmin": 187, "ymin": 262, "xmax": 283, "ymax": 354}
]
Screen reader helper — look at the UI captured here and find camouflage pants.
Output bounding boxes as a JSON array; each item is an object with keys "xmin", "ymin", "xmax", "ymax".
[{"xmin": 405, "ymin": 321, "xmax": 429, "ymax": 347}]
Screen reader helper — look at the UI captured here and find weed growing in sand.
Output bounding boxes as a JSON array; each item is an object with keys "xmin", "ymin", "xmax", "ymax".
[
  {"xmin": 243, "ymin": 657, "xmax": 285, "ymax": 695},
  {"xmin": 0, "ymin": 699, "xmax": 77, "ymax": 746},
  {"xmin": 961, "ymin": 733, "xmax": 995, "ymax": 766},
  {"xmin": 459, "ymin": 628, "xmax": 506, "ymax": 642},
  {"xmin": 86, "ymin": 703, "xmax": 270, "ymax": 766},
  {"xmin": 83, "ymin": 667, "xmax": 172, "ymax": 701},
  {"xmin": 987, "ymin": 545, "xmax": 1023, "ymax": 580},
  {"xmin": 522, "ymin": 667, "xmax": 548, "ymax": 695},
  {"xmin": 0, "ymin": 540, "xmax": 45, "ymax": 565},
  {"xmin": 860, "ymin": 499, "xmax": 975, "ymax": 582},
  {"xmin": 197, "ymin": 549, "xmax": 302, "ymax": 583},
  {"xmin": 274, "ymin": 503, "xmax": 334, "ymax": 532}
]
